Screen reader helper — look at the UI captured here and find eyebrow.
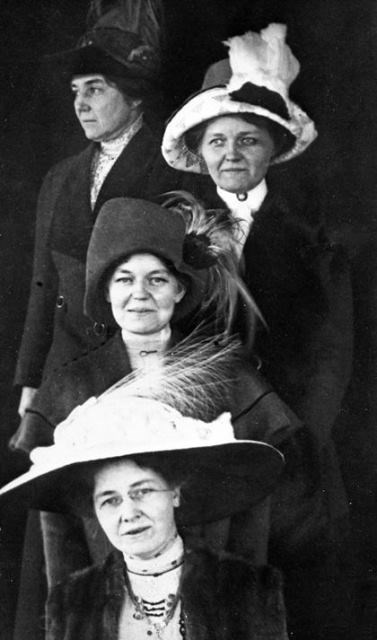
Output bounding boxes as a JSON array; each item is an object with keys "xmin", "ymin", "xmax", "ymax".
[
  {"xmin": 71, "ymin": 77, "xmax": 105, "ymax": 89},
  {"xmin": 94, "ymin": 479, "xmax": 159, "ymax": 499},
  {"xmin": 114, "ymin": 268, "xmax": 170, "ymax": 276}
]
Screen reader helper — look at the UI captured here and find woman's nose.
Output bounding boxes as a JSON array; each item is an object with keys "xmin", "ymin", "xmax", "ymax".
[
  {"xmin": 131, "ymin": 280, "xmax": 149, "ymax": 299},
  {"xmin": 224, "ymin": 140, "xmax": 241, "ymax": 160},
  {"xmin": 74, "ymin": 93, "xmax": 89, "ymax": 112},
  {"xmin": 119, "ymin": 498, "xmax": 141, "ymax": 522}
]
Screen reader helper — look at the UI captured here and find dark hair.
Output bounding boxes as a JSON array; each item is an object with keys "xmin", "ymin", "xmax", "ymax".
[
  {"xmin": 185, "ymin": 112, "xmax": 295, "ymax": 160},
  {"xmin": 105, "ymin": 74, "xmax": 145, "ymax": 102},
  {"xmin": 67, "ymin": 454, "xmax": 188, "ymax": 517}
]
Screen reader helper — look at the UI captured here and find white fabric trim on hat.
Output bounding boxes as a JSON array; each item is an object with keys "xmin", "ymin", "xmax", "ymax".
[{"xmin": 162, "ymin": 87, "xmax": 317, "ymax": 174}]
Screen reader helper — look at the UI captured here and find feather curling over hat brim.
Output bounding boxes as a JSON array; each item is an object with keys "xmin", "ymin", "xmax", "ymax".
[{"xmin": 0, "ymin": 336, "xmax": 284, "ymax": 525}]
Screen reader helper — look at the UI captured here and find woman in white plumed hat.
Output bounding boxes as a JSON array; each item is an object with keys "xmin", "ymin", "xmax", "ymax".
[
  {"xmin": 0, "ymin": 363, "xmax": 288, "ymax": 640},
  {"xmin": 162, "ymin": 24, "xmax": 352, "ymax": 563}
]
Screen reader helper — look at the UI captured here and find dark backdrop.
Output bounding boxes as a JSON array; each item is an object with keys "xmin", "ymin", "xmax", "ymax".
[{"xmin": 0, "ymin": 1, "xmax": 376, "ymax": 637}]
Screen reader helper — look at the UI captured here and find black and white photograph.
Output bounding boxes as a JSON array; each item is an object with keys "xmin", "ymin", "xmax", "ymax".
[{"xmin": 0, "ymin": 1, "xmax": 376, "ymax": 638}]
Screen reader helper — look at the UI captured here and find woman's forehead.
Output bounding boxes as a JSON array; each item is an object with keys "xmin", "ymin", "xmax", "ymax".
[
  {"xmin": 203, "ymin": 114, "xmax": 269, "ymax": 136},
  {"xmin": 93, "ymin": 458, "xmax": 165, "ymax": 490},
  {"xmin": 112, "ymin": 254, "xmax": 169, "ymax": 274}
]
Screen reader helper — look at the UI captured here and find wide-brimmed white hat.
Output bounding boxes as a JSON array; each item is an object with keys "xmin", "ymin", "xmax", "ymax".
[
  {"xmin": 162, "ymin": 23, "xmax": 317, "ymax": 173},
  {"xmin": 0, "ymin": 356, "xmax": 284, "ymax": 525}
]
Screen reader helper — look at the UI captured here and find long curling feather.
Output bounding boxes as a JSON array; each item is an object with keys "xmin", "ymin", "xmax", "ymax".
[
  {"xmin": 160, "ymin": 191, "xmax": 265, "ymax": 348},
  {"xmin": 101, "ymin": 333, "xmax": 242, "ymax": 420},
  {"xmin": 86, "ymin": 0, "xmax": 165, "ymax": 51},
  {"xmin": 225, "ymin": 24, "xmax": 299, "ymax": 98}
]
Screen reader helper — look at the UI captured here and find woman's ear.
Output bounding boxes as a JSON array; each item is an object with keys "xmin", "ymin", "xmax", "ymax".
[
  {"xmin": 172, "ymin": 487, "xmax": 181, "ymax": 508},
  {"xmin": 174, "ymin": 283, "xmax": 186, "ymax": 304}
]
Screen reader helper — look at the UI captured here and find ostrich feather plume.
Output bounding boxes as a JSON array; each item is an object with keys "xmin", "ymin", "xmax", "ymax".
[{"xmin": 225, "ymin": 23, "xmax": 300, "ymax": 99}]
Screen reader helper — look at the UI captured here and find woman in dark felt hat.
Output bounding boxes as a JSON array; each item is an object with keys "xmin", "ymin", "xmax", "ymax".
[
  {"xmin": 12, "ymin": 2, "xmax": 180, "ymax": 423},
  {"xmin": 12, "ymin": 194, "xmax": 300, "ymax": 587},
  {"xmin": 0, "ymin": 378, "xmax": 287, "ymax": 640}
]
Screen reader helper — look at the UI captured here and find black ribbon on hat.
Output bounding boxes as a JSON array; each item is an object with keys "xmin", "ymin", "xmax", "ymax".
[
  {"xmin": 183, "ymin": 234, "xmax": 218, "ymax": 269},
  {"xmin": 229, "ymin": 82, "xmax": 290, "ymax": 121}
]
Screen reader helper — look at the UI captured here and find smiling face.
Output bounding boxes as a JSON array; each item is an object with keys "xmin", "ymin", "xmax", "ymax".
[
  {"xmin": 71, "ymin": 74, "xmax": 141, "ymax": 142},
  {"xmin": 106, "ymin": 253, "xmax": 186, "ymax": 335},
  {"xmin": 93, "ymin": 458, "xmax": 180, "ymax": 559},
  {"xmin": 199, "ymin": 115, "xmax": 276, "ymax": 193}
]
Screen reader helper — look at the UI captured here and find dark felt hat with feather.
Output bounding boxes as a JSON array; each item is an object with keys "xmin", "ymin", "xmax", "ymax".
[
  {"xmin": 84, "ymin": 194, "xmax": 259, "ymax": 334},
  {"xmin": 48, "ymin": 0, "xmax": 163, "ymax": 97}
]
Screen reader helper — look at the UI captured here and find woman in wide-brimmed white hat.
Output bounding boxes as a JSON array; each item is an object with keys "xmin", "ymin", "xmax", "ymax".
[
  {"xmin": 1, "ymin": 369, "xmax": 288, "ymax": 640},
  {"xmin": 162, "ymin": 23, "xmax": 352, "ymax": 555}
]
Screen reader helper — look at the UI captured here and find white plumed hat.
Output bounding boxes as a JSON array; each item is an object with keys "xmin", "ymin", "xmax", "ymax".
[
  {"xmin": 0, "ymin": 337, "xmax": 284, "ymax": 525},
  {"xmin": 162, "ymin": 23, "xmax": 317, "ymax": 173}
]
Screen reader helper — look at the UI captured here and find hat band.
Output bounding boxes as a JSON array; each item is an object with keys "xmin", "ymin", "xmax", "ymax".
[{"xmin": 229, "ymin": 82, "xmax": 290, "ymax": 121}]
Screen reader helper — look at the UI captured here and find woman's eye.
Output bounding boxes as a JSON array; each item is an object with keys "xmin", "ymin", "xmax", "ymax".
[
  {"xmin": 101, "ymin": 496, "xmax": 122, "ymax": 508},
  {"xmin": 149, "ymin": 277, "xmax": 168, "ymax": 286},
  {"xmin": 240, "ymin": 137, "xmax": 258, "ymax": 146},
  {"xmin": 115, "ymin": 276, "xmax": 133, "ymax": 284},
  {"xmin": 129, "ymin": 488, "xmax": 155, "ymax": 501},
  {"xmin": 209, "ymin": 138, "xmax": 224, "ymax": 147}
]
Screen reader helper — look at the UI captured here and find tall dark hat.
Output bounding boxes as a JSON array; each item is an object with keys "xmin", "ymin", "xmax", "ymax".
[{"xmin": 49, "ymin": 1, "xmax": 163, "ymax": 97}]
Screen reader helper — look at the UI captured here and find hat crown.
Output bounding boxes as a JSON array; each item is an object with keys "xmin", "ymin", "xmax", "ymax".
[
  {"xmin": 30, "ymin": 395, "xmax": 234, "ymax": 467},
  {"xmin": 225, "ymin": 23, "xmax": 299, "ymax": 100}
]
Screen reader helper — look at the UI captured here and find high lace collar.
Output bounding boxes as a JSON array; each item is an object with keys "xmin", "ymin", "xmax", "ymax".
[
  {"xmin": 99, "ymin": 114, "xmax": 143, "ymax": 158},
  {"xmin": 124, "ymin": 534, "xmax": 184, "ymax": 577}
]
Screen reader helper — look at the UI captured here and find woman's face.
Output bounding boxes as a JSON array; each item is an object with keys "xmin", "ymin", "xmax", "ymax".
[
  {"xmin": 199, "ymin": 115, "xmax": 276, "ymax": 193},
  {"xmin": 106, "ymin": 254, "xmax": 186, "ymax": 335},
  {"xmin": 71, "ymin": 74, "xmax": 140, "ymax": 142},
  {"xmin": 93, "ymin": 458, "xmax": 180, "ymax": 559}
]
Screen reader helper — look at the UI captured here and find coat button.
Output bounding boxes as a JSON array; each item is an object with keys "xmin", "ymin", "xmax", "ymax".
[
  {"xmin": 56, "ymin": 295, "xmax": 65, "ymax": 308},
  {"xmin": 93, "ymin": 322, "xmax": 106, "ymax": 336}
]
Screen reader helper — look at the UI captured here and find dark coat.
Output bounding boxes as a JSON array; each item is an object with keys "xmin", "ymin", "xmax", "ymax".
[
  {"xmin": 46, "ymin": 546, "xmax": 288, "ymax": 640},
  {"xmin": 14, "ymin": 124, "xmax": 182, "ymax": 388},
  {"xmin": 184, "ymin": 174, "xmax": 353, "ymax": 450},
  {"xmin": 12, "ymin": 331, "xmax": 300, "ymax": 454}
]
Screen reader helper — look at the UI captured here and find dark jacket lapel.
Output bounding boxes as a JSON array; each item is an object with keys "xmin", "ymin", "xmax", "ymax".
[{"xmin": 93, "ymin": 124, "xmax": 159, "ymax": 216}]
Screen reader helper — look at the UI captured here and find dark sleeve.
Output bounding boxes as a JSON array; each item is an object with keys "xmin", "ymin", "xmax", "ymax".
[
  {"xmin": 217, "ymin": 556, "xmax": 289, "ymax": 640},
  {"xmin": 14, "ymin": 164, "xmax": 68, "ymax": 387},
  {"xmin": 11, "ymin": 356, "xmax": 96, "ymax": 453},
  {"xmin": 294, "ymin": 228, "xmax": 353, "ymax": 446},
  {"xmin": 230, "ymin": 365, "xmax": 302, "ymax": 446}
]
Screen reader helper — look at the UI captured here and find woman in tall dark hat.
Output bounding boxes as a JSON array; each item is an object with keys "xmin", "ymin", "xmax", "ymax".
[
  {"xmin": 0, "ymin": 378, "xmax": 287, "ymax": 640},
  {"xmin": 12, "ymin": 194, "xmax": 299, "ymax": 586},
  {"xmin": 13, "ymin": 1, "xmax": 179, "ymax": 422}
]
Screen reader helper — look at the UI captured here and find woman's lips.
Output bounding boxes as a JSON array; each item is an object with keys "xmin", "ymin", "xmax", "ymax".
[{"xmin": 122, "ymin": 525, "xmax": 150, "ymax": 536}]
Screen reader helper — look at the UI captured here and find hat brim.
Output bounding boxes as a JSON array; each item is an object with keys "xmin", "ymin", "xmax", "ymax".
[
  {"xmin": 0, "ymin": 440, "xmax": 284, "ymax": 526},
  {"xmin": 162, "ymin": 86, "xmax": 317, "ymax": 173},
  {"xmin": 46, "ymin": 45, "xmax": 156, "ymax": 97}
]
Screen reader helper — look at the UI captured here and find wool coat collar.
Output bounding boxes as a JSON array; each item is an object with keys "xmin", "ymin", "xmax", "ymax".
[
  {"xmin": 48, "ymin": 124, "xmax": 158, "ymax": 263},
  {"xmin": 47, "ymin": 547, "xmax": 288, "ymax": 640}
]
